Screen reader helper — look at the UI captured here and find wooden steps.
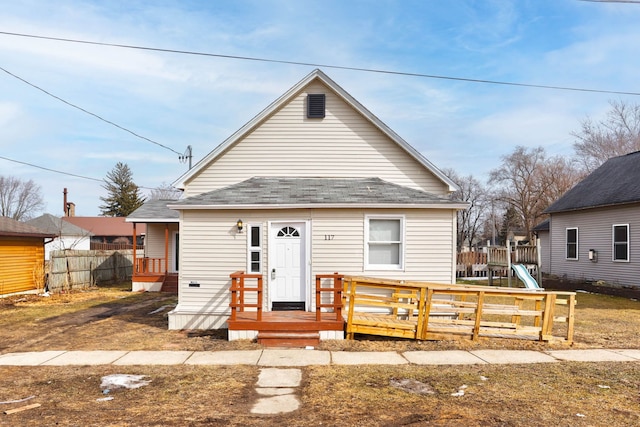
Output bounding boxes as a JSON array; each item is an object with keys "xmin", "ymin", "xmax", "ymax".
[
  {"xmin": 257, "ymin": 331, "xmax": 320, "ymax": 348},
  {"xmin": 160, "ymin": 274, "xmax": 178, "ymax": 294}
]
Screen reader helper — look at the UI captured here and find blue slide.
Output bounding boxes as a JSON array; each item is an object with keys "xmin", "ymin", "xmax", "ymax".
[{"xmin": 511, "ymin": 264, "xmax": 543, "ymax": 290}]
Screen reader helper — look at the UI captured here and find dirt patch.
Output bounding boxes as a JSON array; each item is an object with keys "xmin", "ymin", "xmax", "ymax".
[
  {"xmin": 1, "ymin": 282, "xmax": 640, "ymax": 425},
  {"xmin": 543, "ymin": 275, "xmax": 640, "ymax": 300},
  {"xmin": 1, "ymin": 363, "xmax": 639, "ymax": 426}
]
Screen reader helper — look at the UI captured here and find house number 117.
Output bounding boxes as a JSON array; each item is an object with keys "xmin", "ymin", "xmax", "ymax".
[{"xmin": 324, "ymin": 235, "xmax": 335, "ymax": 240}]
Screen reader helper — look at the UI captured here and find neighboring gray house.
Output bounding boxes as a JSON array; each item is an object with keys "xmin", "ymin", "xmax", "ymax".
[
  {"xmin": 27, "ymin": 213, "xmax": 92, "ymax": 260},
  {"xmin": 543, "ymin": 151, "xmax": 640, "ymax": 288},
  {"xmin": 532, "ymin": 219, "xmax": 550, "ymax": 274}
]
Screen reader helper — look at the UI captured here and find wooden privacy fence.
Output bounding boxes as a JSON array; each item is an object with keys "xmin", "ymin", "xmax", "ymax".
[
  {"xmin": 343, "ymin": 276, "xmax": 575, "ymax": 344},
  {"xmin": 48, "ymin": 249, "xmax": 134, "ymax": 292}
]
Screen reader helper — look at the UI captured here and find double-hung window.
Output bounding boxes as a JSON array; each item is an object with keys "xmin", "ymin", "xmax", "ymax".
[
  {"xmin": 247, "ymin": 224, "xmax": 262, "ymax": 273},
  {"xmin": 566, "ymin": 228, "xmax": 578, "ymax": 260},
  {"xmin": 613, "ymin": 224, "xmax": 629, "ymax": 262},
  {"xmin": 365, "ymin": 216, "xmax": 404, "ymax": 270}
]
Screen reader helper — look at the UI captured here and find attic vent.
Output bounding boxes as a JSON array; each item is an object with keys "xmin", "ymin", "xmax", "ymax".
[{"xmin": 307, "ymin": 94, "xmax": 325, "ymax": 118}]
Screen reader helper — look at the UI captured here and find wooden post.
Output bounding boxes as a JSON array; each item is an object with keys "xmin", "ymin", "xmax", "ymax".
[
  {"xmin": 566, "ymin": 294, "xmax": 576, "ymax": 343},
  {"xmin": 164, "ymin": 224, "xmax": 169, "ymax": 274},
  {"xmin": 472, "ymin": 291, "xmax": 485, "ymax": 340},
  {"xmin": 506, "ymin": 239, "xmax": 512, "ymax": 287},
  {"xmin": 132, "ymin": 223, "xmax": 137, "ymax": 274}
]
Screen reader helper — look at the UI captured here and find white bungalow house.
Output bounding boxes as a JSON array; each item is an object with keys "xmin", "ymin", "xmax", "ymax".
[
  {"xmin": 543, "ymin": 150, "xmax": 640, "ymax": 288},
  {"xmin": 128, "ymin": 69, "xmax": 467, "ymax": 339}
]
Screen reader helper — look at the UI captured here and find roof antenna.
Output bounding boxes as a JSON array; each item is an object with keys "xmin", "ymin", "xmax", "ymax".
[{"xmin": 179, "ymin": 145, "xmax": 193, "ymax": 169}]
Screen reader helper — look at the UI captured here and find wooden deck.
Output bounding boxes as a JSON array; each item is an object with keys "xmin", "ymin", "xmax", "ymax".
[
  {"xmin": 228, "ymin": 272, "xmax": 344, "ymax": 346},
  {"xmin": 226, "ymin": 272, "xmax": 576, "ymax": 347}
]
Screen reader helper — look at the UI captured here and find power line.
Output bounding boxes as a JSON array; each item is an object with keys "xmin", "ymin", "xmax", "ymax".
[
  {"xmin": 0, "ymin": 64, "xmax": 182, "ymax": 155},
  {"xmin": 578, "ymin": 1, "xmax": 640, "ymax": 3},
  {"xmin": 0, "ymin": 155, "xmax": 157, "ymax": 190},
  {"xmin": 1, "ymin": 31, "xmax": 639, "ymax": 96}
]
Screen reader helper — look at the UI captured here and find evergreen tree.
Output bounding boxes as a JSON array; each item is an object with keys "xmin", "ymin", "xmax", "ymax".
[{"xmin": 99, "ymin": 162, "xmax": 146, "ymax": 217}]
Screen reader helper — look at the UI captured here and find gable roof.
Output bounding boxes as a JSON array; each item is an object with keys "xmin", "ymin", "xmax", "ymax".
[
  {"xmin": 545, "ymin": 151, "xmax": 640, "ymax": 213},
  {"xmin": 0, "ymin": 216, "xmax": 56, "ymax": 238},
  {"xmin": 126, "ymin": 199, "xmax": 180, "ymax": 222},
  {"xmin": 169, "ymin": 177, "xmax": 468, "ymax": 210},
  {"xmin": 27, "ymin": 214, "xmax": 93, "ymax": 237},
  {"xmin": 172, "ymin": 69, "xmax": 458, "ymax": 193},
  {"xmin": 62, "ymin": 216, "xmax": 145, "ymax": 236}
]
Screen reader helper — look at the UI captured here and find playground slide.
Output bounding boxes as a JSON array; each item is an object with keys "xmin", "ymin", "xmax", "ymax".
[{"xmin": 511, "ymin": 264, "xmax": 543, "ymax": 290}]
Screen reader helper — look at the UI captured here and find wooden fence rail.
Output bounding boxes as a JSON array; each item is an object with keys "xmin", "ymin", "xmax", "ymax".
[{"xmin": 343, "ymin": 276, "xmax": 575, "ymax": 344}]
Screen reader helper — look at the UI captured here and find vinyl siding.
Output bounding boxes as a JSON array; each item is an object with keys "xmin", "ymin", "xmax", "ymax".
[
  {"xmin": 145, "ymin": 223, "xmax": 180, "ymax": 272},
  {"xmin": 44, "ymin": 236, "xmax": 91, "ymax": 260},
  {"xmin": 537, "ymin": 231, "xmax": 550, "ymax": 274},
  {"xmin": 184, "ymin": 81, "xmax": 448, "ymax": 197},
  {"xmin": 174, "ymin": 208, "xmax": 456, "ymax": 314},
  {"xmin": 549, "ymin": 204, "xmax": 640, "ymax": 287},
  {"xmin": 0, "ymin": 238, "xmax": 45, "ymax": 294}
]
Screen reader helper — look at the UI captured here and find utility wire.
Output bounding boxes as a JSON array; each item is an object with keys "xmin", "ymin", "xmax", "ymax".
[
  {"xmin": 578, "ymin": 1, "xmax": 640, "ymax": 3},
  {"xmin": 0, "ymin": 155, "xmax": 157, "ymax": 190},
  {"xmin": 1, "ymin": 31, "xmax": 639, "ymax": 96},
  {"xmin": 0, "ymin": 64, "xmax": 182, "ymax": 155}
]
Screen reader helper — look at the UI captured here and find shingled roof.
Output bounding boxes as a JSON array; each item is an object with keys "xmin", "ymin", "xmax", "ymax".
[
  {"xmin": 169, "ymin": 177, "xmax": 467, "ymax": 209},
  {"xmin": 545, "ymin": 151, "xmax": 640, "ymax": 213},
  {"xmin": 0, "ymin": 216, "xmax": 56, "ymax": 238},
  {"xmin": 27, "ymin": 214, "xmax": 93, "ymax": 237},
  {"xmin": 127, "ymin": 199, "xmax": 180, "ymax": 222}
]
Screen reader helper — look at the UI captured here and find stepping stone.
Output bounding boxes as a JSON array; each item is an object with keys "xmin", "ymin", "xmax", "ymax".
[
  {"xmin": 257, "ymin": 368, "xmax": 301, "ymax": 388},
  {"xmin": 251, "ymin": 394, "xmax": 300, "ymax": 414}
]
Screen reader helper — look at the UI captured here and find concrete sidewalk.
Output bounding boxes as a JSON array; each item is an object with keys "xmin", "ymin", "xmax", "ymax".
[{"xmin": 1, "ymin": 348, "xmax": 639, "ymax": 367}]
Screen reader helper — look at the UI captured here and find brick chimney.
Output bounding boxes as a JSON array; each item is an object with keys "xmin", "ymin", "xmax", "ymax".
[{"xmin": 63, "ymin": 188, "xmax": 76, "ymax": 217}]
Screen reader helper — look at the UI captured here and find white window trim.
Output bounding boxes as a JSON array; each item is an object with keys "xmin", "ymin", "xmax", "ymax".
[
  {"xmin": 246, "ymin": 224, "xmax": 263, "ymax": 273},
  {"xmin": 612, "ymin": 224, "xmax": 630, "ymax": 262},
  {"xmin": 565, "ymin": 227, "xmax": 578, "ymax": 260},
  {"xmin": 364, "ymin": 215, "xmax": 405, "ymax": 271}
]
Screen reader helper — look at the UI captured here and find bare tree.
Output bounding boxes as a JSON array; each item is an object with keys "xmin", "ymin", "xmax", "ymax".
[
  {"xmin": 572, "ymin": 100, "xmax": 640, "ymax": 173},
  {"xmin": 444, "ymin": 169, "xmax": 489, "ymax": 251},
  {"xmin": 149, "ymin": 182, "xmax": 182, "ymax": 201},
  {"xmin": 489, "ymin": 146, "xmax": 581, "ymax": 242},
  {"xmin": 0, "ymin": 175, "xmax": 45, "ymax": 221}
]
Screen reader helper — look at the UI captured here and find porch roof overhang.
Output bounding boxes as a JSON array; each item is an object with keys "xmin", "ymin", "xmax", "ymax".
[
  {"xmin": 168, "ymin": 177, "xmax": 469, "ymax": 211},
  {"xmin": 126, "ymin": 199, "xmax": 180, "ymax": 223}
]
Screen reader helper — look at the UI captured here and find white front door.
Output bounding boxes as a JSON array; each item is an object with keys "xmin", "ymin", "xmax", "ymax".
[{"xmin": 269, "ymin": 222, "xmax": 307, "ymax": 310}]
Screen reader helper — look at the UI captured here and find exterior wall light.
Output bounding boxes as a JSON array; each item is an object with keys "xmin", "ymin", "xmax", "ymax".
[
  {"xmin": 588, "ymin": 249, "xmax": 597, "ymax": 262},
  {"xmin": 236, "ymin": 219, "xmax": 243, "ymax": 233}
]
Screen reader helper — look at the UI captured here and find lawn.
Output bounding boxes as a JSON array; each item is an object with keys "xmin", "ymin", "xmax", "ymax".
[{"xmin": 1, "ymin": 282, "xmax": 639, "ymax": 426}]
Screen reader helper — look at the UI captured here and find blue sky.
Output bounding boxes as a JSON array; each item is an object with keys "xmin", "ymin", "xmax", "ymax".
[{"xmin": 2, "ymin": 0, "xmax": 640, "ymax": 216}]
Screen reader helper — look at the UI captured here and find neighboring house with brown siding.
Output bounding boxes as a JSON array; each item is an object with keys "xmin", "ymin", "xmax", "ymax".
[
  {"xmin": 0, "ymin": 216, "xmax": 55, "ymax": 295},
  {"xmin": 62, "ymin": 216, "xmax": 145, "ymax": 248},
  {"xmin": 543, "ymin": 151, "xmax": 640, "ymax": 288},
  {"xmin": 129, "ymin": 69, "xmax": 467, "ymax": 333}
]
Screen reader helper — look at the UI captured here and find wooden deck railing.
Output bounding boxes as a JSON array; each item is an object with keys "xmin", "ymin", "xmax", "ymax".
[
  {"xmin": 134, "ymin": 257, "xmax": 167, "ymax": 275},
  {"xmin": 344, "ymin": 276, "xmax": 576, "ymax": 344},
  {"xmin": 315, "ymin": 273, "xmax": 344, "ymax": 322},
  {"xmin": 229, "ymin": 271, "xmax": 263, "ymax": 322}
]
